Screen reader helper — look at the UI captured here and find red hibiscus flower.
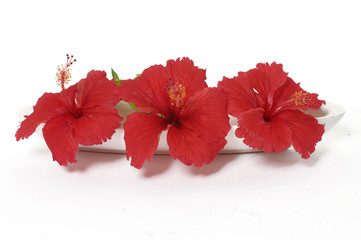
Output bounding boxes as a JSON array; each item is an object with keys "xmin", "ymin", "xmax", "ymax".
[
  {"xmin": 118, "ymin": 57, "xmax": 231, "ymax": 169},
  {"xmin": 218, "ymin": 62, "xmax": 325, "ymax": 159},
  {"xmin": 15, "ymin": 70, "xmax": 122, "ymax": 165}
]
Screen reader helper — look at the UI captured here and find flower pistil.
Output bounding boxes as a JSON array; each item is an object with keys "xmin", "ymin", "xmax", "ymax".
[{"xmin": 56, "ymin": 54, "xmax": 76, "ymax": 90}]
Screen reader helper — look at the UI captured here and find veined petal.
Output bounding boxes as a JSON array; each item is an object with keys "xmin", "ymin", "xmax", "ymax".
[
  {"xmin": 118, "ymin": 65, "xmax": 172, "ymax": 118},
  {"xmin": 180, "ymin": 87, "xmax": 230, "ymax": 142},
  {"xmin": 42, "ymin": 115, "xmax": 78, "ymax": 166},
  {"xmin": 72, "ymin": 107, "xmax": 122, "ymax": 146},
  {"xmin": 248, "ymin": 62, "xmax": 289, "ymax": 100},
  {"xmin": 123, "ymin": 112, "xmax": 169, "ymax": 169},
  {"xmin": 235, "ymin": 108, "xmax": 293, "ymax": 153},
  {"xmin": 15, "ymin": 92, "xmax": 69, "ymax": 141},
  {"xmin": 277, "ymin": 110, "xmax": 325, "ymax": 159},
  {"xmin": 272, "ymin": 77, "xmax": 325, "ymax": 112},
  {"xmin": 165, "ymin": 57, "xmax": 207, "ymax": 99},
  {"xmin": 75, "ymin": 70, "xmax": 121, "ymax": 109},
  {"xmin": 218, "ymin": 73, "xmax": 260, "ymax": 116},
  {"xmin": 167, "ymin": 125, "xmax": 227, "ymax": 167}
]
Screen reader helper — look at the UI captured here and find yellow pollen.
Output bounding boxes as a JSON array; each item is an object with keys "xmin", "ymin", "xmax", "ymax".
[
  {"xmin": 290, "ymin": 90, "xmax": 311, "ymax": 106},
  {"xmin": 55, "ymin": 54, "xmax": 76, "ymax": 90},
  {"xmin": 55, "ymin": 64, "xmax": 72, "ymax": 88},
  {"xmin": 166, "ymin": 81, "xmax": 186, "ymax": 108}
]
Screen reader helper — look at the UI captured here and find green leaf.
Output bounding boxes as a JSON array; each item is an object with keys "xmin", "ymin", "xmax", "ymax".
[
  {"xmin": 111, "ymin": 68, "xmax": 122, "ymax": 86},
  {"xmin": 111, "ymin": 70, "xmax": 143, "ymax": 112},
  {"xmin": 128, "ymin": 102, "xmax": 139, "ymax": 111},
  {"xmin": 136, "ymin": 74, "xmax": 141, "ymax": 77}
]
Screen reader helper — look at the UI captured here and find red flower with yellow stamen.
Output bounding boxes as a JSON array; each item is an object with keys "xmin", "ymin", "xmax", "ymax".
[
  {"xmin": 15, "ymin": 70, "xmax": 122, "ymax": 165},
  {"xmin": 218, "ymin": 62, "xmax": 325, "ymax": 158},
  {"xmin": 119, "ymin": 57, "xmax": 231, "ymax": 169}
]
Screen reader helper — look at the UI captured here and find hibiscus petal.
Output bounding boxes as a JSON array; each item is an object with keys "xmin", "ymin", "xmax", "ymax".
[
  {"xmin": 118, "ymin": 65, "xmax": 172, "ymax": 118},
  {"xmin": 72, "ymin": 107, "xmax": 122, "ymax": 146},
  {"xmin": 123, "ymin": 112, "xmax": 169, "ymax": 169},
  {"xmin": 272, "ymin": 77, "xmax": 326, "ymax": 112},
  {"xmin": 165, "ymin": 57, "xmax": 207, "ymax": 99},
  {"xmin": 235, "ymin": 108, "xmax": 293, "ymax": 153},
  {"xmin": 180, "ymin": 87, "xmax": 230, "ymax": 142},
  {"xmin": 75, "ymin": 70, "xmax": 121, "ymax": 109},
  {"xmin": 218, "ymin": 73, "xmax": 259, "ymax": 116},
  {"xmin": 167, "ymin": 125, "xmax": 227, "ymax": 167},
  {"xmin": 15, "ymin": 92, "xmax": 69, "ymax": 141},
  {"xmin": 248, "ymin": 62, "xmax": 289, "ymax": 100},
  {"xmin": 277, "ymin": 110, "xmax": 325, "ymax": 159},
  {"xmin": 42, "ymin": 116, "xmax": 78, "ymax": 166}
]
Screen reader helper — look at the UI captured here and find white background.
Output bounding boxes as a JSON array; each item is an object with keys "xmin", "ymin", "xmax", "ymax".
[{"xmin": 1, "ymin": 0, "xmax": 360, "ymax": 239}]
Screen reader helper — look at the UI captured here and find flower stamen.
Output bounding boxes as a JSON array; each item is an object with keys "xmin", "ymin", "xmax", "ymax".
[
  {"xmin": 56, "ymin": 54, "xmax": 76, "ymax": 90},
  {"xmin": 165, "ymin": 78, "xmax": 186, "ymax": 108},
  {"xmin": 290, "ymin": 90, "xmax": 310, "ymax": 106}
]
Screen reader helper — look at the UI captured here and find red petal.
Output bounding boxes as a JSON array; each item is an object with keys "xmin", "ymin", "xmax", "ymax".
[
  {"xmin": 235, "ymin": 108, "xmax": 293, "ymax": 153},
  {"xmin": 218, "ymin": 73, "xmax": 259, "ymax": 116},
  {"xmin": 123, "ymin": 112, "xmax": 169, "ymax": 169},
  {"xmin": 180, "ymin": 87, "xmax": 230, "ymax": 142},
  {"xmin": 272, "ymin": 77, "xmax": 326, "ymax": 112},
  {"xmin": 248, "ymin": 62, "xmax": 289, "ymax": 100},
  {"xmin": 167, "ymin": 125, "xmax": 227, "ymax": 167},
  {"xmin": 72, "ymin": 107, "xmax": 122, "ymax": 146},
  {"xmin": 15, "ymin": 92, "xmax": 69, "ymax": 141},
  {"xmin": 277, "ymin": 110, "xmax": 325, "ymax": 159},
  {"xmin": 118, "ymin": 65, "xmax": 172, "ymax": 118},
  {"xmin": 75, "ymin": 70, "xmax": 121, "ymax": 109},
  {"xmin": 165, "ymin": 57, "xmax": 207, "ymax": 99},
  {"xmin": 42, "ymin": 115, "xmax": 78, "ymax": 166}
]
